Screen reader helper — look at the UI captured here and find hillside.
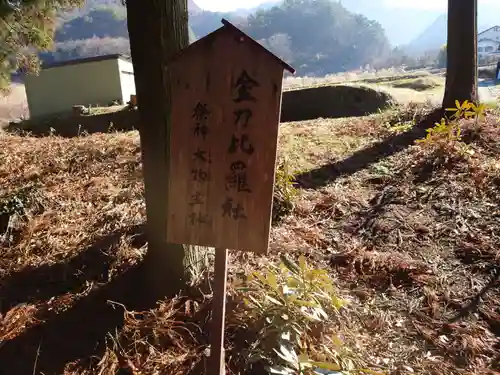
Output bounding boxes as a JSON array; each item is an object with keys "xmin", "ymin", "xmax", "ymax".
[
  {"xmin": 404, "ymin": 14, "xmax": 447, "ymax": 56},
  {"xmin": 258, "ymin": 0, "xmax": 440, "ymax": 47},
  {"xmin": 336, "ymin": 0, "xmax": 499, "ymax": 49},
  {"xmin": 41, "ymin": 0, "xmax": 391, "ymax": 76},
  {"xmin": 0, "ymin": 100, "xmax": 499, "ymax": 374},
  {"xmin": 187, "ymin": 0, "xmax": 202, "ymax": 13},
  {"xmin": 45, "ymin": 0, "xmax": 481, "ymax": 74},
  {"xmin": 42, "ymin": 3, "xmax": 198, "ymax": 65},
  {"xmin": 402, "ymin": 12, "xmax": 494, "ymax": 57},
  {"xmin": 44, "ymin": 1, "xmax": 243, "ymax": 65}
]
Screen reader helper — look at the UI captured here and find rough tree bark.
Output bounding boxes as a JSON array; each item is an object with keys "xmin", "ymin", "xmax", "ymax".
[
  {"xmin": 126, "ymin": 0, "xmax": 210, "ymax": 298},
  {"xmin": 442, "ymin": 0, "xmax": 478, "ymax": 108}
]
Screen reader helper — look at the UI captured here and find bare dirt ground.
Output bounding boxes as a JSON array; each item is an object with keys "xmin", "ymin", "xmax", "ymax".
[{"xmin": 0, "ymin": 101, "xmax": 499, "ymax": 374}]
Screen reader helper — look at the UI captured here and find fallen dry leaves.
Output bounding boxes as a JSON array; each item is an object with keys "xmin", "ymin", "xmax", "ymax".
[{"xmin": 0, "ymin": 103, "xmax": 499, "ymax": 374}]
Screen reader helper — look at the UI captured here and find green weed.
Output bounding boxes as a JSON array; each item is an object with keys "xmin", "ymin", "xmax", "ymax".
[
  {"xmin": 416, "ymin": 100, "xmax": 486, "ymax": 149},
  {"xmin": 236, "ymin": 255, "xmax": 383, "ymax": 375},
  {"xmin": 273, "ymin": 159, "xmax": 299, "ymax": 222}
]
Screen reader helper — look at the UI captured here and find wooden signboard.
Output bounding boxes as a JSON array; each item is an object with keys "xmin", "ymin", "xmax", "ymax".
[
  {"xmin": 167, "ymin": 19, "xmax": 294, "ymax": 375},
  {"xmin": 167, "ymin": 19, "xmax": 295, "ymax": 254}
]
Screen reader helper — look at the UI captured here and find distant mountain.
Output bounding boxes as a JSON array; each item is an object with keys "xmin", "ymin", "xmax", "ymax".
[
  {"xmin": 237, "ymin": 0, "xmax": 440, "ymax": 47},
  {"xmin": 403, "ymin": 13, "xmax": 494, "ymax": 56},
  {"xmin": 73, "ymin": 0, "xmax": 496, "ymax": 52},
  {"xmin": 39, "ymin": 0, "xmax": 389, "ymax": 76},
  {"xmin": 338, "ymin": 0, "xmax": 500, "ymax": 49},
  {"xmin": 340, "ymin": 0, "xmax": 443, "ymax": 47},
  {"xmin": 188, "ymin": 0, "xmax": 202, "ymax": 14},
  {"xmin": 404, "ymin": 14, "xmax": 447, "ymax": 56}
]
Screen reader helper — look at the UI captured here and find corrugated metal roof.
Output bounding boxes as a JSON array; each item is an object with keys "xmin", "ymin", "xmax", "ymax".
[{"xmin": 42, "ymin": 54, "xmax": 131, "ymax": 70}]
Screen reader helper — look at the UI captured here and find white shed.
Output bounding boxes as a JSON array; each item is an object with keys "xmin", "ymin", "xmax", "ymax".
[{"xmin": 24, "ymin": 54, "xmax": 136, "ymax": 119}]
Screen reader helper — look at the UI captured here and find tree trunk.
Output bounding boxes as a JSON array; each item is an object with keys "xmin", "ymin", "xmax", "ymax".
[
  {"xmin": 126, "ymin": 0, "xmax": 210, "ymax": 298},
  {"xmin": 442, "ymin": 0, "xmax": 478, "ymax": 108}
]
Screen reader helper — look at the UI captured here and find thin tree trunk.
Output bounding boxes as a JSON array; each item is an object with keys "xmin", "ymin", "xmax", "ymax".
[
  {"xmin": 126, "ymin": 0, "xmax": 210, "ymax": 298},
  {"xmin": 442, "ymin": 0, "xmax": 478, "ymax": 108}
]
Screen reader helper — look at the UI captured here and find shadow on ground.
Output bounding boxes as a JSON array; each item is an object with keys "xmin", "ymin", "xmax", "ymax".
[
  {"xmin": 4, "ymin": 85, "xmax": 397, "ymax": 138},
  {"xmin": 0, "ymin": 224, "xmax": 179, "ymax": 375},
  {"xmin": 295, "ymin": 108, "xmax": 444, "ymax": 189},
  {"xmin": 448, "ymin": 266, "xmax": 500, "ymax": 324},
  {"xmin": 0, "ymin": 225, "xmax": 146, "ymax": 314},
  {"xmin": 4, "ymin": 108, "xmax": 140, "ymax": 137},
  {"xmin": 280, "ymin": 85, "xmax": 394, "ymax": 122}
]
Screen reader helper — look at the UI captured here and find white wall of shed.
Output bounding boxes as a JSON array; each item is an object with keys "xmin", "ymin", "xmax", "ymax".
[
  {"xmin": 118, "ymin": 59, "xmax": 136, "ymax": 105},
  {"xmin": 24, "ymin": 58, "xmax": 122, "ymax": 119}
]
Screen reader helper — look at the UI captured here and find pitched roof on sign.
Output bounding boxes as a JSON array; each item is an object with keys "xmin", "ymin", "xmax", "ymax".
[{"xmin": 169, "ymin": 18, "xmax": 295, "ymax": 74}]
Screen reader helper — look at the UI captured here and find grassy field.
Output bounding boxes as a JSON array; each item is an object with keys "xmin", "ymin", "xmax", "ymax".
[
  {"xmin": 0, "ymin": 69, "xmax": 446, "ymax": 129},
  {"xmin": 2, "ymin": 67, "xmax": 497, "ymax": 130},
  {"xmin": 283, "ymin": 71, "xmax": 447, "ymax": 106},
  {"xmin": 282, "ymin": 68, "xmax": 435, "ymax": 88},
  {"xmin": 0, "ymin": 98, "xmax": 499, "ymax": 374}
]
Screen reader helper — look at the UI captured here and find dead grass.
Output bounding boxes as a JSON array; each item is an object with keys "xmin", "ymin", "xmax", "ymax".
[
  {"xmin": 282, "ymin": 73, "xmax": 445, "ymax": 106},
  {"xmin": 277, "ymin": 115, "xmax": 386, "ymax": 172},
  {"xmin": 0, "ymin": 103, "xmax": 499, "ymax": 374},
  {"xmin": 390, "ymin": 76, "xmax": 444, "ymax": 91},
  {"xmin": 283, "ymin": 68, "xmax": 432, "ymax": 89}
]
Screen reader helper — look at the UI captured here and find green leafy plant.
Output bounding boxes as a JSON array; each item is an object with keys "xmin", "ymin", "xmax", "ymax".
[
  {"xmin": 0, "ymin": 186, "xmax": 38, "ymax": 217},
  {"xmin": 417, "ymin": 99, "xmax": 486, "ymax": 147},
  {"xmin": 446, "ymin": 99, "xmax": 486, "ymax": 122},
  {"xmin": 236, "ymin": 255, "xmax": 380, "ymax": 375},
  {"xmin": 386, "ymin": 122, "xmax": 413, "ymax": 134},
  {"xmin": 273, "ymin": 158, "xmax": 299, "ymax": 221},
  {"xmin": 383, "ymin": 102, "xmax": 426, "ymax": 134},
  {"xmin": 416, "ymin": 117, "xmax": 462, "ymax": 144}
]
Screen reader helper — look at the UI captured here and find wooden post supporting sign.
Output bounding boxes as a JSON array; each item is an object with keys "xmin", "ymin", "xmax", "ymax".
[
  {"xmin": 167, "ymin": 19, "xmax": 295, "ymax": 374},
  {"xmin": 210, "ymin": 247, "xmax": 228, "ymax": 373}
]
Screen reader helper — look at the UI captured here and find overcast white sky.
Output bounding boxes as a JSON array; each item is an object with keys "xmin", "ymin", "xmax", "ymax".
[{"xmin": 196, "ymin": 0, "xmax": 500, "ymax": 12}]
